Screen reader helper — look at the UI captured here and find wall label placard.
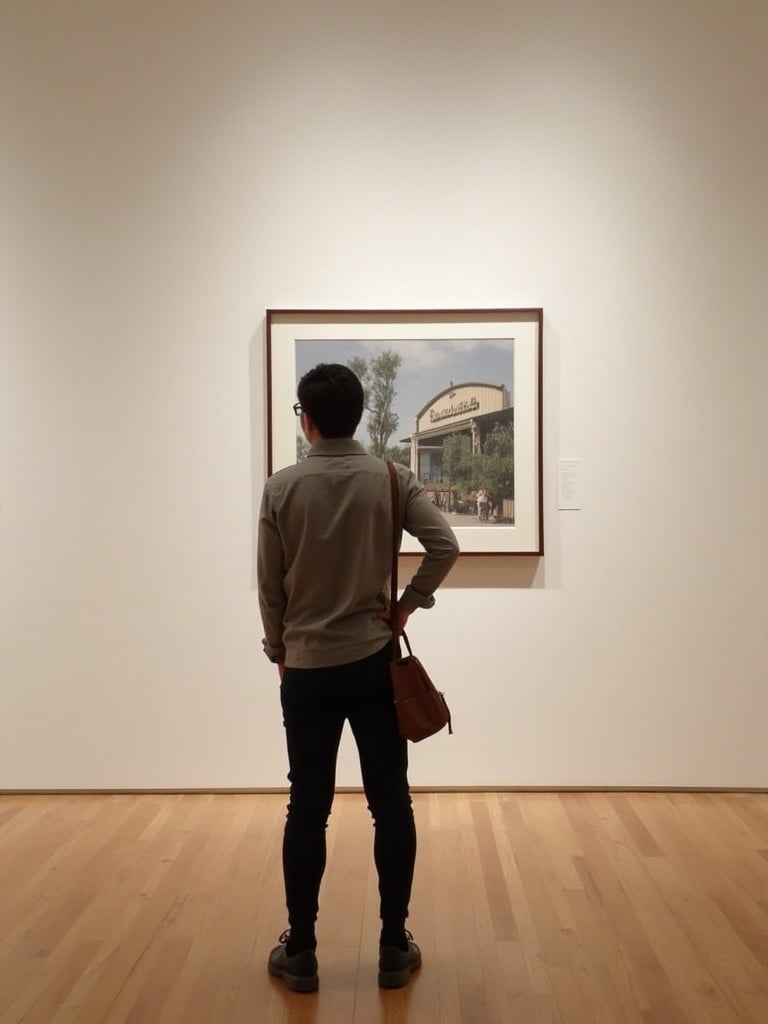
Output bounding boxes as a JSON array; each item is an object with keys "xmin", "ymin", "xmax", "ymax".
[{"xmin": 557, "ymin": 458, "xmax": 582, "ymax": 510}]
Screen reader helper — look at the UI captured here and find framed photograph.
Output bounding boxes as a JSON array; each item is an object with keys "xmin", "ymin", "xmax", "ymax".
[{"xmin": 266, "ymin": 308, "xmax": 543, "ymax": 555}]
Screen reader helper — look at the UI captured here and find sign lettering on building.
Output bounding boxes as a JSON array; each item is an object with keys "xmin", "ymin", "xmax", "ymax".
[{"xmin": 429, "ymin": 396, "xmax": 480, "ymax": 423}]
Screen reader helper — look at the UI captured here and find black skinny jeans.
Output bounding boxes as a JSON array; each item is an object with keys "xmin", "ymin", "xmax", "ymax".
[{"xmin": 279, "ymin": 643, "xmax": 416, "ymax": 944}]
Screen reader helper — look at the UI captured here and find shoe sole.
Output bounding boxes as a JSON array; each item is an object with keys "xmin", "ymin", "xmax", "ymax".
[
  {"xmin": 378, "ymin": 960, "xmax": 421, "ymax": 989},
  {"xmin": 268, "ymin": 962, "xmax": 319, "ymax": 993}
]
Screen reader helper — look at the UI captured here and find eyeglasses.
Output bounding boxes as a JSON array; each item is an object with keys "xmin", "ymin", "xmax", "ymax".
[{"xmin": 292, "ymin": 402, "xmax": 302, "ymax": 416}]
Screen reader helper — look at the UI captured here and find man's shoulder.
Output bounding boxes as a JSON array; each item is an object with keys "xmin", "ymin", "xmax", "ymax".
[
  {"xmin": 390, "ymin": 460, "xmax": 421, "ymax": 491},
  {"xmin": 390, "ymin": 460, "xmax": 413, "ymax": 479},
  {"xmin": 267, "ymin": 461, "xmax": 305, "ymax": 483},
  {"xmin": 265, "ymin": 450, "xmax": 386, "ymax": 490},
  {"xmin": 262, "ymin": 461, "xmax": 310, "ymax": 501}
]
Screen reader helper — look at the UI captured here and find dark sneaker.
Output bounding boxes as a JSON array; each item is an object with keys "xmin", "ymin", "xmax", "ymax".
[
  {"xmin": 268, "ymin": 930, "xmax": 319, "ymax": 993},
  {"xmin": 378, "ymin": 932, "xmax": 422, "ymax": 988}
]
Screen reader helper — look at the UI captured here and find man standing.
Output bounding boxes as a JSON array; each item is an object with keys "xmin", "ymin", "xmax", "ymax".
[{"xmin": 258, "ymin": 363, "xmax": 459, "ymax": 993}]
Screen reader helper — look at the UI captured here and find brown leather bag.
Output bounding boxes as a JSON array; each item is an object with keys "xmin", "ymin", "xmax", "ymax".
[{"xmin": 386, "ymin": 461, "xmax": 453, "ymax": 742}]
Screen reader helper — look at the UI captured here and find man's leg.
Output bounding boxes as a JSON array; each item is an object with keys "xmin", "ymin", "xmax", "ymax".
[
  {"xmin": 280, "ymin": 667, "xmax": 345, "ymax": 954},
  {"xmin": 346, "ymin": 645, "xmax": 416, "ymax": 947}
]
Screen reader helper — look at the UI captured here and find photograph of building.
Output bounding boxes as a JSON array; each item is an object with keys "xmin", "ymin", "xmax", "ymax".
[
  {"xmin": 295, "ymin": 338, "xmax": 516, "ymax": 523},
  {"xmin": 405, "ymin": 381, "xmax": 515, "ymax": 522}
]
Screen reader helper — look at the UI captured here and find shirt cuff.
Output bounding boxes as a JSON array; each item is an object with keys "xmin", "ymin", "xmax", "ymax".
[
  {"xmin": 262, "ymin": 638, "xmax": 286, "ymax": 663},
  {"xmin": 399, "ymin": 584, "xmax": 436, "ymax": 613}
]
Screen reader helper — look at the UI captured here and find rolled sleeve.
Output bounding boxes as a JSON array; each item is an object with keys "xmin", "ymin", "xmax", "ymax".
[
  {"xmin": 261, "ymin": 636, "xmax": 286, "ymax": 664},
  {"xmin": 399, "ymin": 584, "xmax": 436, "ymax": 613},
  {"xmin": 398, "ymin": 467, "xmax": 460, "ymax": 607}
]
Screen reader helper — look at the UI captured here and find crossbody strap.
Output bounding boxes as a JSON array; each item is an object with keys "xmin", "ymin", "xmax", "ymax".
[{"xmin": 386, "ymin": 461, "xmax": 401, "ymax": 658}]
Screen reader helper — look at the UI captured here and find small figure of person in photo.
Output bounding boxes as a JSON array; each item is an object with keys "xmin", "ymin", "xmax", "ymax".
[{"xmin": 476, "ymin": 488, "xmax": 489, "ymax": 521}]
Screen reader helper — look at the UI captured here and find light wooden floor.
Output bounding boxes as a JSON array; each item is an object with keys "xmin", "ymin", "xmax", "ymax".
[{"xmin": 1, "ymin": 792, "xmax": 767, "ymax": 1023}]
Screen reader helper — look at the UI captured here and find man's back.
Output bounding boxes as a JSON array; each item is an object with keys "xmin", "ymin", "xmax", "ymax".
[
  {"xmin": 258, "ymin": 439, "xmax": 459, "ymax": 670},
  {"xmin": 260, "ymin": 439, "xmax": 394, "ymax": 668}
]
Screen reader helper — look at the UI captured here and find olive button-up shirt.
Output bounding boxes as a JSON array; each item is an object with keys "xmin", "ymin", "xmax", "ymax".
[{"xmin": 257, "ymin": 439, "xmax": 459, "ymax": 669}]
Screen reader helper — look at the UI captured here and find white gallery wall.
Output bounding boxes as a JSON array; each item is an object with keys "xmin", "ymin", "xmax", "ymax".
[{"xmin": 1, "ymin": 0, "xmax": 766, "ymax": 790}]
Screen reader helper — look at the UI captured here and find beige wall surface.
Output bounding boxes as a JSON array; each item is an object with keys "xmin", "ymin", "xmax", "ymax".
[{"xmin": 1, "ymin": 0, "xmax": 767, "ymax": 789}]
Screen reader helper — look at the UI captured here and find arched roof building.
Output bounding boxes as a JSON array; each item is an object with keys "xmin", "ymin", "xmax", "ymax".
[{"xmin": 402, "ymin": 381, "xmax": 513, "ymax": 485}]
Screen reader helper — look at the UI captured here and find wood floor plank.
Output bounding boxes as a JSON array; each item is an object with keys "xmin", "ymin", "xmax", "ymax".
[
  {"xmin": 626, "ymin": 794, "xmax": 768, "ymax": 1024},
  {"xmin": 561, "ymin": 795, "xmax": 689, "ymax": 1023},
  {"xmin": 579, "ymin": 794, "xmax": 755, "ymax": 1024},
  {"xmin": 1, "ymin": 791, "xmax": 768, "ymax": 1023}
]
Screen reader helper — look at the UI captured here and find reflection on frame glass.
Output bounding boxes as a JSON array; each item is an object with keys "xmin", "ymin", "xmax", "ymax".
[{"xmin": 266, "ymin": 309, "xmax": 543, "ymax": 556}]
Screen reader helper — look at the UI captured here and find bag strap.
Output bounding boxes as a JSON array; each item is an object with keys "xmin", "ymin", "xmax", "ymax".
[{"xmin": 386, "ymin": 461, "xmax": 403, "ymax": 659}]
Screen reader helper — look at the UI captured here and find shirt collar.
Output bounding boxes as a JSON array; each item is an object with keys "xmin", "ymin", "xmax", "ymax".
[{"xmin": 307, "ymin": 438, "xmax": 368, "ymax": 457}]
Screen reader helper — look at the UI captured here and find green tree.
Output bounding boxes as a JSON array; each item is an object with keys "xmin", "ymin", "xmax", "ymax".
[
  {"xmin": 476, "ymin": 423, "xmax": 514, "ymax": 510},
  {"xmin": 383, "ymin": 443, "xmax": 411, "ymax": 467},
  {"xmin": 442, "ymin": 433, "xmax": 473, "ymax": 494},
  {"xmin": 348, "ymin": 350, "xmax": 402, "ymax": 458}
]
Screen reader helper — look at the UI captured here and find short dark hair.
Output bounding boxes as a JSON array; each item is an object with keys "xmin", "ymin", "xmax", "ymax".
[{"xmin": 297, "ymin": 363, "xmax": 364, "ymax": 438}]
